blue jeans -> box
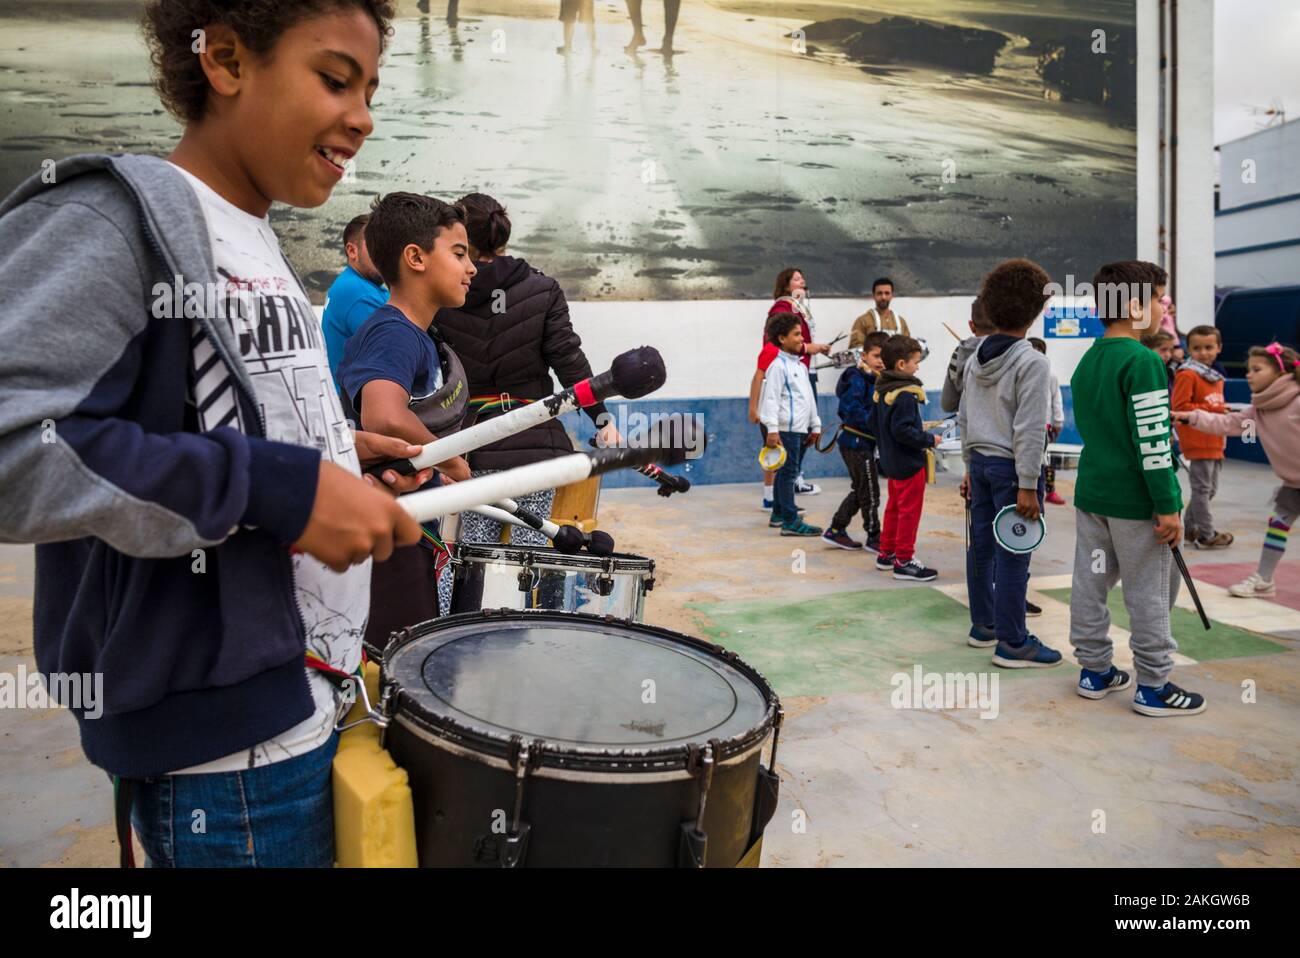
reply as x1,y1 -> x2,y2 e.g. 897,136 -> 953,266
131,732 -> 338,867
966,452 -> 1044,645
774,430 -> 807,524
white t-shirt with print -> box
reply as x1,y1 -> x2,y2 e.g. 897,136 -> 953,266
171,165 -> 370,774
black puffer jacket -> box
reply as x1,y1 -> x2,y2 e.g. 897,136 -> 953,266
435,255 -> 608,470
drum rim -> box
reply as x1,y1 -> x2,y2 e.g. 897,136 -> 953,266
452,542 -> 655,572
381,609 -> 780,773
389,711 -> 769,782
992,504 -> 1047,554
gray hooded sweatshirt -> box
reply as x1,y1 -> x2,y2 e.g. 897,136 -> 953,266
957,337 -> 1051,488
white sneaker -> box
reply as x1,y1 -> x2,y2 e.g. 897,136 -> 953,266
795,478 -> 821,495
1228,573 -> 1276,598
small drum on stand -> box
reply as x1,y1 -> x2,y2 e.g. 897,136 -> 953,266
1047,442 -> 1083,471
448,543 -> 655,620
934,436 -> 964,473
379,610 -> 783,867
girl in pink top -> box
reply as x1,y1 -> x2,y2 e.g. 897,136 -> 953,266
1175,343 -> 1300,597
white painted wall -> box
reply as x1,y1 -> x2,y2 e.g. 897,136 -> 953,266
1216,119 -> 1300,289
1177,0 -> 1218,318
318,295 -> 1091,401
565,296 -> 1089,401
1219,118 -> 1300,208
1136,0 -> 1162,263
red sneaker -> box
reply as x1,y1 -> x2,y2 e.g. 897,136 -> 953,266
1045,491 -> 1067,505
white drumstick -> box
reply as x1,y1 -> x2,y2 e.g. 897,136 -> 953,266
367,346 -> 667,476
471,503 -> 542,534
400,414 -> 700,524
483,496 -> 613,556
493,498 -> 562,540
401,454 -> 595,523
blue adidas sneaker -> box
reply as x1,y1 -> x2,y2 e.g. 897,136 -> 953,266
1077,666 -> 1132,700
1133,681 -> 1207,717
991,635 -> 1063,669
967,624 -> 997,649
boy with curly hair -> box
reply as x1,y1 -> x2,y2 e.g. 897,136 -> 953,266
0,0 -> 435,866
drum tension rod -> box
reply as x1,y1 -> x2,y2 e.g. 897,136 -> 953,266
694,744 -> 716,826
768,706 -> 785,771
502,737 -> 542,868
680,740 -> 719,868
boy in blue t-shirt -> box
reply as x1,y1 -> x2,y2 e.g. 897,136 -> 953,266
823,330 -> 889,552
322,213 -> 386,392
338,193 -> 474,466
338,192 -> 477,639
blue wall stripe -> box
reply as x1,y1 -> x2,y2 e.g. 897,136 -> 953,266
1216,191 -> 1300,217
1216,236 -> 1300,258
561,385 -> 1086,488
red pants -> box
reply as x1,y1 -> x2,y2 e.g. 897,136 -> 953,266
880,467 -> 926,563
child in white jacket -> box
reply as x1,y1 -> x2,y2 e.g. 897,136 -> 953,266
760,313 -> 822,535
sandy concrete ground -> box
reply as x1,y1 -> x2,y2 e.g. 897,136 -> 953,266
600,459 -> 1300,867
2,459 -> 1298,867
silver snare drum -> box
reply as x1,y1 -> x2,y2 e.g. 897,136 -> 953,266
1048,443 -> 1083,470
449,542 -> 655,621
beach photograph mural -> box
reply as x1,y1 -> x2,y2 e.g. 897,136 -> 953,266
0,0 -> 1137,299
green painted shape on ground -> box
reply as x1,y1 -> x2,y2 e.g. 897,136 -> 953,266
688,587 -> 1045,699
1039,588 -> 1288,660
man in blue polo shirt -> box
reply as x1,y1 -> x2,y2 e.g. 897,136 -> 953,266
322,213 -> 387,393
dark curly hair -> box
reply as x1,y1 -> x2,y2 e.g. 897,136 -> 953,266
764,312 -> 801,345
142,1 -> 396,123
979,258 -> 1052,332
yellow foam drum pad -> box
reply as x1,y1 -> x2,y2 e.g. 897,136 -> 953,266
333,662 -> 419,867
992,504 -> 1046,554
758,445 -> 787,472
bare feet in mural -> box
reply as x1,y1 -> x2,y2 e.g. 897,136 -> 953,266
558,0 -> 597,55
625,0 -> 682,55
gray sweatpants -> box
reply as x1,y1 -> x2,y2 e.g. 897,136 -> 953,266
1184,458 -> 1222,538
1069,509 -> 1183,688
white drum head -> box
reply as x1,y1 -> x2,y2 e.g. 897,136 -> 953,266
993,504 -> 1046,554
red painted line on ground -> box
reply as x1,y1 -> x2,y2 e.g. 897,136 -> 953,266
1190,560 -> 1300,613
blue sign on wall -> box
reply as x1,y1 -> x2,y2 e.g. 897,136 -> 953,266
1043,304 -> 1104,339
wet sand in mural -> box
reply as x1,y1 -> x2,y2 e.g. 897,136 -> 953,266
0,0 -> 1135,300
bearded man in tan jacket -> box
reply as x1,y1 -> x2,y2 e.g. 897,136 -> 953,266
850,277 -> 910,346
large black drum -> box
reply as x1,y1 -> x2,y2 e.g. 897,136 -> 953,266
379,610 -> 783,867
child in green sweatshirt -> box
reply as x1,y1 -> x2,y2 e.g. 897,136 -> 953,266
1069,261 -> 1206,716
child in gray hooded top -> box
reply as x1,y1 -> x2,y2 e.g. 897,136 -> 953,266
957,260 -> 1062,668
